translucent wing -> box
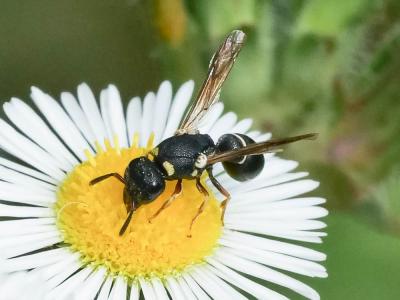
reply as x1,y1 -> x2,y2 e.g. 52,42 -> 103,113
176,30 -> 245,135
207,133 -> 318,165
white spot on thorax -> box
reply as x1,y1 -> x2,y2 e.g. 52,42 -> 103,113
195,153 -> 207,169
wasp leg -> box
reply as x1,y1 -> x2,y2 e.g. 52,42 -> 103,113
187,178 -> 210,237
206,167 -> 231,224
89,173 -> 125,185
148,179 -> 182,223
196,177 -> 209,197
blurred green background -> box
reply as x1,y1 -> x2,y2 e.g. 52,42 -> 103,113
1,0 -> 400,298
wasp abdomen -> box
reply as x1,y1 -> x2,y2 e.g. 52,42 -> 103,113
216,133 -> 265,182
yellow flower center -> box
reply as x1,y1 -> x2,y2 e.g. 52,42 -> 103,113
55,136 -> 222,279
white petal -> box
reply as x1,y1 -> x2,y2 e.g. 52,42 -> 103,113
201,266 -> 248,300
5,97 -> 76,169
229,198 -> 326,216
150,278 -> 169,300
77,267 -> 107,300
106,84 -> 129,148
77,83 -> 107,148
220,244 -> 327,278
215,250 -> 320,300
71,267 -> 97,300
100,89 -> 114,142
129,282 -> 140,300
152,81 -> 172,144
1,232 -> 61,258
0,271 -> 47,300
228,206 -> 328,221
30,90 -> 93,161
182,273 -> 211,300
232,180 -> 320,206
40,252 -> 80,281
191,267 -> 245,300
255,132 -> 272,142
0,218 -> 54,236
198,102 -> 224,133
47,267 -> 92,300
0,119 -> 65,181
175,276 -> 197,300
229,118 -> 253,134
0,157 -> 57,184
0,204 -> 53,218
0,224 -> 56,238
208,112 -> 237,141
126,97 -> 142,145
227,172 -> 308,195
260,197 -> 326,209
139,278 -> 156,300
140,92 -> 156,146
0,232 -> 71,249
0,182 -> 55,206
109,276 -> 127,300
188,270 -> 227,300
165,277 -> 185,300
246,130 -> 261,139
96,276 -> 113,300
225,219 -> 326,243
0,165 -> 55,191
1,248 -> 67,273
207,257 -> 288,300
162,80 -> 194,139
45,258 -> 82,291
61,92 -> 97,149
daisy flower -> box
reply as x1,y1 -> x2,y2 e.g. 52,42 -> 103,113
0,80 -> 327,300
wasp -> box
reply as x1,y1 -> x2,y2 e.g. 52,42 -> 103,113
90,30 -> 317,236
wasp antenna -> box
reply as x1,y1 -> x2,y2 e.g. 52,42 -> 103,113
119,209 -> 134,236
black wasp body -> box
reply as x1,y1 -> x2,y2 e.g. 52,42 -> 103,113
151,133 -> 264,181
153,133 -> 215,180
89,30 -> 317,236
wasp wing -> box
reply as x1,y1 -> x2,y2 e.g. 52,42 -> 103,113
176,30 -> 245,135
207,133 -> 318,165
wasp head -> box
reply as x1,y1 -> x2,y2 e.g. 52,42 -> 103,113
124,156 -> 166,210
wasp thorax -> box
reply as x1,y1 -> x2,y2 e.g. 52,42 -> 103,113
124,157 -> 165,204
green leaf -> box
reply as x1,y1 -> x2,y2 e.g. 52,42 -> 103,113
188,0 -> 257,40
296,0 -> 374,37
374,171 -> 400,229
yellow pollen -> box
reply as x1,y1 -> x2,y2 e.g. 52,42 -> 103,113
55,137 -> 222,279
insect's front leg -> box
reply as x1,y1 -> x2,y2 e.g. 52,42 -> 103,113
148,179 -> 183,223
206,167 -> 231,224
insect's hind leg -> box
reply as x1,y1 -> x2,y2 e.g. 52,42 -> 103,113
187,177 -> 210,237
206,167 -> 231,224
89,173 -> 125,185
148,179 -> 182,223
195,177 -> 209,197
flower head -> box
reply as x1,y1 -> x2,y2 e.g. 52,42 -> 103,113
0,81 -> 327,299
